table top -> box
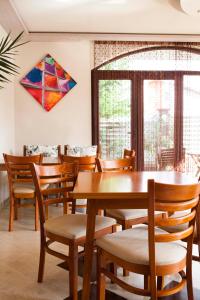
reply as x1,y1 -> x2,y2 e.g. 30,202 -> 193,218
71,171 -> 197,199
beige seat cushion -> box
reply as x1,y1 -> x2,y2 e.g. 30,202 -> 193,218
44,214 -> 116,240
106,209 -> 147,220
106,209 -> 162,221
13,183 -> 48,194
76,199 -> 87,206
96,225 -> 186,266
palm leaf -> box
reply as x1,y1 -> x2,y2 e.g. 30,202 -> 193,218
0,57 -> 19,68
0,32 -> 11,53
0,73 -> 10,82
2,31 -> 24,52
0,67 -> 16,75
0,31 -> 28,88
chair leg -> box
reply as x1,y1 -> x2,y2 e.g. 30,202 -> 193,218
63,201 -> 69,215
71,200 -> 76,214
38,239 -> 46,283
123,268 -> 129,277
186,232 -> 194,300
122,222 -> 131,276
186,265 -> 194,300
157,276 -> 164,290
198,242 -> 200,261
110,224 -> 117,282
69,243 -> 78,300
14,198 -> 18,220
109,263 -> 117,283
97,248 -> 106,300
149,274 -> 157,300
9,195 -> 15,231
35,197 -> 39,231
144,275 -> 149,290
45,205 -> 49,220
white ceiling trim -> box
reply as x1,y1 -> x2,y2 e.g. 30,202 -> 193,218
29,32 -> 200,43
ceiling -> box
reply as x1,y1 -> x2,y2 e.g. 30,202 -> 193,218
1,0 -> 200,41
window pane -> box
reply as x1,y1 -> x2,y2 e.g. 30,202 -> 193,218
183,75 -> 200,174
99,80 -> 131,159
143,80 -> 175,170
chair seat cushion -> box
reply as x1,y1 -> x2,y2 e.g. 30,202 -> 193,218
96,225 -> 186,266
106,209 -> 147,220
76,199 -> 87,206
106,209 -> 161,220
44,214 -> 116,240
13,183 -> 48,194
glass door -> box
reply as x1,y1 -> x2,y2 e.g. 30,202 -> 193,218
142,78 -> 175,170
96,73 -> 181,170
99,79 -> 131,158
183,75 -> 200,174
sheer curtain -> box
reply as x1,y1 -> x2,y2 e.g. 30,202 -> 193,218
94,41 -> 200,69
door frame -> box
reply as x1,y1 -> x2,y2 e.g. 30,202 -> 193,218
92,69 -> 200,170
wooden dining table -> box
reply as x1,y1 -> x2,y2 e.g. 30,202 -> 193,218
70,171 -> 198,300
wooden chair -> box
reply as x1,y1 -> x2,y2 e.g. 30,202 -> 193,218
23,145 -> 61,157
60,155 -> 96,213
96,157 -> 151,276
31,162 -> 116,300
157,148 -> 185,171
60,155 -> 96,172
96,157 -> 135,173
96,157 -> 150,230
123,148 -> 135,159
96,180 -> 200,300
3,153 -> 43,231
123,148 -> 136,170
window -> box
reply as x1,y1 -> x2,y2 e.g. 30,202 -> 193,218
92,46 -> 200,172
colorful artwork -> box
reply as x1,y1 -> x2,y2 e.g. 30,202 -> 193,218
20,54 -> 77,111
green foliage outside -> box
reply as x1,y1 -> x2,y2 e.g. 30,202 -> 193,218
99,79 -> 131,158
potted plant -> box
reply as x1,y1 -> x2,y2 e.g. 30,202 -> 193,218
0,31 -> 27,88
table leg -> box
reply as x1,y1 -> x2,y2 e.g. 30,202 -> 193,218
82,200 -> 97,300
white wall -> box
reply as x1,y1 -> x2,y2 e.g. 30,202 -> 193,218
15,40 -> 92,154
0,25 -> 15,204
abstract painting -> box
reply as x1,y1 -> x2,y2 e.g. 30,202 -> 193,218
20,54 -> 77,111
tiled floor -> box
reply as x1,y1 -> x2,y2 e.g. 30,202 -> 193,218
0,205 -> 200,300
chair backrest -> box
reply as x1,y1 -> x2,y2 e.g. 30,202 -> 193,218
64,144 -> 101,158
157,148 -> 185,170
60,155 -> 96,172
147,179 -> 200,287
3,154 -> 43,191
23,145 -> 61,157
123,149 -> 136,170
96,157 -> 135,172
123,148 -> 135,158
31,163 -> 78,229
